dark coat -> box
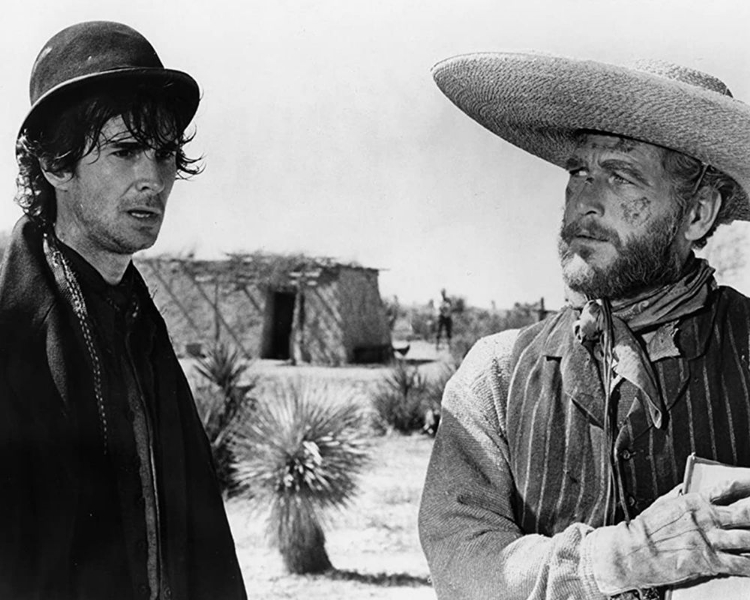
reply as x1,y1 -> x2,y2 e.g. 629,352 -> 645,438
0,217 -> 247,600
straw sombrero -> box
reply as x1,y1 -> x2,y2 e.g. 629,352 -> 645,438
432,52 -> 750,222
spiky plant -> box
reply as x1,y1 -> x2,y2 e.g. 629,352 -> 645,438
371,360 -> 429,433
231,379 -> 370,574
193,342 -> 257,493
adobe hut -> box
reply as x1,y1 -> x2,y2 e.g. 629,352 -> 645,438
135,253 -> 392,365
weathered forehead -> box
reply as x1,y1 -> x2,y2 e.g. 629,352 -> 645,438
570,131 -> 668,165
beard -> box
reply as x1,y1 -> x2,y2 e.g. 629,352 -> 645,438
558,211 -> 685,300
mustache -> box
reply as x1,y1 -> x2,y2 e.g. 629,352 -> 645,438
127,194 -> 164,209
559,219 -> 622,247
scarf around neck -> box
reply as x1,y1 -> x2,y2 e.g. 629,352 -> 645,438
569,256 -> 716,429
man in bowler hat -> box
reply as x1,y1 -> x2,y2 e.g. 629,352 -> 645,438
0,21 -> 246,599
420,53 -> 750,599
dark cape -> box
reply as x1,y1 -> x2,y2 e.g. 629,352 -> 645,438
0,216 -> 247,600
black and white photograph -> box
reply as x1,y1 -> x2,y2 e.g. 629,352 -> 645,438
2,1 -> 750,599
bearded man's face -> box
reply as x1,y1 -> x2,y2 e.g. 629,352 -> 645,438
559,133 -> 691,300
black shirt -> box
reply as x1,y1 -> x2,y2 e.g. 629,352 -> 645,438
60,244 -> 160,600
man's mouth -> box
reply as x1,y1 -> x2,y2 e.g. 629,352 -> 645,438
561,221 -> 618,246
127,208 -> 162,220
573,232 -> 607,242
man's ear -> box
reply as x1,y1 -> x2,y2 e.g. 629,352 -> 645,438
41,165 -> 73,192
682,187 -> 722,244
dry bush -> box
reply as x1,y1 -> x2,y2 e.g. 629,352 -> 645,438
193,342 -> 257,494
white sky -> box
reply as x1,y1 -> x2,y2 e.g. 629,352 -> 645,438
2,0 -> 750,309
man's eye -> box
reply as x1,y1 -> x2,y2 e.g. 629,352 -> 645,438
156,149 -> 177,162
113,148 -> 137,158
612,173 -> 632,185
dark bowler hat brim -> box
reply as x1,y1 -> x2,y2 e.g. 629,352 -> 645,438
19,21 -> 200,138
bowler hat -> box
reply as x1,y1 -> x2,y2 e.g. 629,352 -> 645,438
433,52 -> 750,223
20,20 -> 200,138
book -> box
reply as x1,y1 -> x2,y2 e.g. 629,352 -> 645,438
666,454 -> 750,599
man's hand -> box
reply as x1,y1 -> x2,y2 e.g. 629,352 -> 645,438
584,480 -> 750,595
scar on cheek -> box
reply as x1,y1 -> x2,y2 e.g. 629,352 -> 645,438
621,197 -> 652,225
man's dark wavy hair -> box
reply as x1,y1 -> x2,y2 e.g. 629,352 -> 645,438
15,80 -> 202,226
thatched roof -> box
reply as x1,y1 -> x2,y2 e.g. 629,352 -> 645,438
137,252 -> 380,289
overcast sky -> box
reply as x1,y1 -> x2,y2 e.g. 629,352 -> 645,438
2,0 -> 750,309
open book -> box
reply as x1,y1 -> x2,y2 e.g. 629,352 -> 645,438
666,454 -> 750,599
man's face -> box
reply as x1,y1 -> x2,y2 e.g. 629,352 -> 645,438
55,114 -> 178,259
558,133 -> 692,300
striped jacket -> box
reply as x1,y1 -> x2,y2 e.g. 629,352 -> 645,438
419,285 -> 750,599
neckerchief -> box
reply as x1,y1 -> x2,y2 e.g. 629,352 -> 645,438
570,257 -> 715,429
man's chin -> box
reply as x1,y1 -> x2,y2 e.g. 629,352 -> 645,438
561,254 -> 598,286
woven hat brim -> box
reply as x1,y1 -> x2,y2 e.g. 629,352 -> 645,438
19,67 -> 200,141
432,52 -> 750,222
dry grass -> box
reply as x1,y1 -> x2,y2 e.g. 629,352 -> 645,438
226,433 -> 436,599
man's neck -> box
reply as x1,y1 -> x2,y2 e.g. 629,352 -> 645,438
53,222 -> 131,285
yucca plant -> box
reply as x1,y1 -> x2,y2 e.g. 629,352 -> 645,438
231,379 -> 370,574
193,342 -> 257,493
371,360 -> 429,433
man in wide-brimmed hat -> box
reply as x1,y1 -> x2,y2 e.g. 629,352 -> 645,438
419,52 -> 750,600
0,21 -> 246,599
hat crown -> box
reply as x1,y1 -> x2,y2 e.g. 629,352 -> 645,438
632,59 -> 732,98
29,21 -> 163,106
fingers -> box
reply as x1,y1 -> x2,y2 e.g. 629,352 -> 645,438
708,528 -> 750,553
711,498 -> 750,533
706,478 -> 750,505
711,551 -> 750,578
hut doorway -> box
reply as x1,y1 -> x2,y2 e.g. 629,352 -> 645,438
262,290 -> 296,359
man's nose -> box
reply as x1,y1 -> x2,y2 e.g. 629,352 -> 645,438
567,176 -> 605,218
135,152 -> 168,194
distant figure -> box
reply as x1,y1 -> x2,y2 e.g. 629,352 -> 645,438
435,288 -> 453,349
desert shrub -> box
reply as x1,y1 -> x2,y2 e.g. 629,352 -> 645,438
371,360 -> 430,434
449,302 -> 544,362
423,361 -> 456,410
420,361 -> 458,436
231,379 -> 370,574
193,342 -> 257,494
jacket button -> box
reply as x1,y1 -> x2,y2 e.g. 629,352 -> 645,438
621,449 -> 632,460
627,494 -> 637,507
137,583 -> 149,596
